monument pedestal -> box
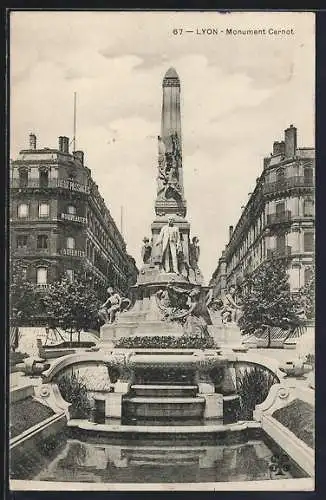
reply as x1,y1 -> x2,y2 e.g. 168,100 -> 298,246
207,323 -> 246,352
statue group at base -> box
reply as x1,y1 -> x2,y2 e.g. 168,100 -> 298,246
98,287 -> 131,325
206,285 -> 243,326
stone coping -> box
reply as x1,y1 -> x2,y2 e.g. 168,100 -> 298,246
67,419 -> 260,434
10,412 -> 66,449
125,396 -> 205,403
131,384 -> 198,389
10,478 -> 314,491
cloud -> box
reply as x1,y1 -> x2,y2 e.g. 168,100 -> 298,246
10,11 -> 315,280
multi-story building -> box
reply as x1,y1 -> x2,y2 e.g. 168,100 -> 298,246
210,125 -> 315,297
10,133 -> 138,294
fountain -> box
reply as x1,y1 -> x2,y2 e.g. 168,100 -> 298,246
10,69 -> 314,489
41,68 -> 253,427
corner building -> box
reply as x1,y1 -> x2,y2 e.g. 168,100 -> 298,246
10,134 -> 138,293
210,125 -> 315,296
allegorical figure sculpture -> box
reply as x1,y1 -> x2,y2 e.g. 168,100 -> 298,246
155,285 -> 210,337
155,216 -> 182,274
98,287 -> 131,324
141,237 -> 152,264
220,285 -> 242,324
157,134 -> 182,201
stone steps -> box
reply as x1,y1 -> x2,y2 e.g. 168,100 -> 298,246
130,384 -> 198,398
123,396 -> 205,419
126,397 -> 204,404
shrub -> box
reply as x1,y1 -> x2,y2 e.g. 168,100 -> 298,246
57,372 -> 92,419
236,365 -> 279,420
115,335 -> 217,350
9,351 -> 28,366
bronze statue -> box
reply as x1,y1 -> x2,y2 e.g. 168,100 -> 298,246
155,217 -> 182,274
141,237 -> 152,264
189,236 -> 200,271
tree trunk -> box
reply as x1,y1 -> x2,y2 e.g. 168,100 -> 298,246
267,328 -> 271,348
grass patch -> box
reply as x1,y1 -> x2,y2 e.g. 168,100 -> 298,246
10,397 -> 54,438
272,398 -> 315,449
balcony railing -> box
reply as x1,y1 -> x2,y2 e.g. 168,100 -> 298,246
266,210 -> 292,225
60,213 -> 87,224
266,246 -> 292,259
11,178 -> 90,194
59,248 -> 85,257
263,176 -> 314,195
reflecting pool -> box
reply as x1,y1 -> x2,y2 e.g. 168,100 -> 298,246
11,432 -> 307,483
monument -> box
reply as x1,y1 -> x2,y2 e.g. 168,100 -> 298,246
97,68 -> 242,425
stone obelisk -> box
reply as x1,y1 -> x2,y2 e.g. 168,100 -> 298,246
151,67 -> 191,271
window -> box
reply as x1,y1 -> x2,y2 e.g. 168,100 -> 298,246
66,237 -> 75,249
276,168 -> 285,184
39,169 -> 49,188
276,234 -> 286,252
67,205 -> 76,215
304,198 -> 314,217
16,235 -> 28,248
304,232 -> 314,252
304,267 -> 313,285
39,203 -> 49,218
18,203 -> 29,218
36,267 -> 47,285
66,269 -> 74,282
19,169 -> 28,188
304,167 -> 313,186
37,235 -> 48,249
276,202 -> 285,214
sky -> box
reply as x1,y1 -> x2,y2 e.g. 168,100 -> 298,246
10,11 -> 315,282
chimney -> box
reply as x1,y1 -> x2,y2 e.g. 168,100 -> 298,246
29,133 -> 36,150
73,150 -> 84,165
229,225 -> 234,240
58,136 -> 69,153
273,141 -> 285,156
284,124 -> 297,158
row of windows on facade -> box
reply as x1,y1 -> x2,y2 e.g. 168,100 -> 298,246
230,197 -> 314,259
232,265 -> 313,289
16,168 -> 79,188
16,203 -> 78,218
16,234 -> 77,250
237,198 -> 314,257
228,232 -> 314,274
29,267 -> 74,285
267,165 -> 314,184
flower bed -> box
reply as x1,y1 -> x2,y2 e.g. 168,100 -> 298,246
10,397 -> 54,438
115,335 -> 218,350
272,398 -> 314,449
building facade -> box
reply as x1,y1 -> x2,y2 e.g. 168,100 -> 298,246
10,134 -> 138,294
210,125 -> 315,297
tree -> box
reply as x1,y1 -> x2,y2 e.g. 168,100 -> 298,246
9,259 -> 41,326
40,271 -> 103,343
238,256 -> 301,342
296,266 -> 315,320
